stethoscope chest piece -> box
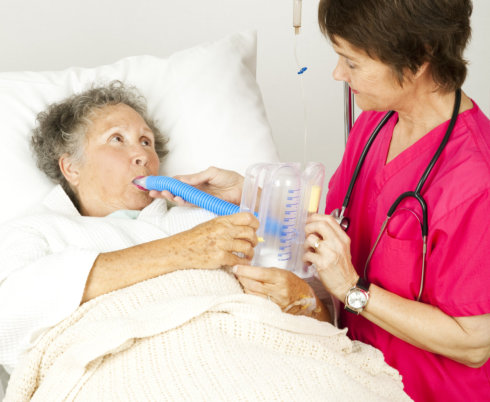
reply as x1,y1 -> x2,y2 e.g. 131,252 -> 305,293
331,208 -> 349,231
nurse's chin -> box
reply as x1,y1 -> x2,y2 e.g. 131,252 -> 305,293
355,99 -> 389,113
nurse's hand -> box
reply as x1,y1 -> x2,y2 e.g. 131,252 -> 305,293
151,166 -> 245,206
303,213 -> 359,302
232,265 -> 330,321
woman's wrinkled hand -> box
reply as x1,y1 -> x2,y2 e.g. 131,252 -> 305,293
150,166 -> 244,206
303,213 -> 359,302
232,265 -> 315,312
169,212 -> 259,269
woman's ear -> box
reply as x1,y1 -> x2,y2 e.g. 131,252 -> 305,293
59,154 -> 80,186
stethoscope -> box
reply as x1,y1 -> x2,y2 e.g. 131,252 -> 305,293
331,88 -> 461,301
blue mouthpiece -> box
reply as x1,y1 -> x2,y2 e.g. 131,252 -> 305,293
135,175 -> 241,216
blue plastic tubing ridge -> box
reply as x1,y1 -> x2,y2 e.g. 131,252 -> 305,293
145,176 -> 241,216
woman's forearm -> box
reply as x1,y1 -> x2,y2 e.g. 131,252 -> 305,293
81,237 -> 183,303
81,212 -> 259,304
361,284 -> 490,367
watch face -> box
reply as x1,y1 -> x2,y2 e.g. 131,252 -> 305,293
347,289 -> 368,309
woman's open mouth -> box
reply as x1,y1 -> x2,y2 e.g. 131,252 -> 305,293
132,176 -> 148,191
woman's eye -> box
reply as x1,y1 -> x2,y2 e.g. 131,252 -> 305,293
345,59 -> 356,69
110,135 -> 123,143
141,138 -> 152,146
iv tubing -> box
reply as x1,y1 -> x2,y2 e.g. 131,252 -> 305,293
294,35 -> 309,165
134,176 -> 241,216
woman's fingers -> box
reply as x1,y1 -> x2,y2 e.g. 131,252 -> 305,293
232,264 -> 279,284
236,275 -> 266,294
234,268 -> 285,305
302,216 -> 358,301
233,265 -> 313,310
304,234 -> 322,252
306,214 -> 350,243
178,212 -> 259,269
229,239 -> 255,259
226,212 -> 260,230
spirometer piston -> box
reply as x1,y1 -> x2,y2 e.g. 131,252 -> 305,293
240,162 -> 325,278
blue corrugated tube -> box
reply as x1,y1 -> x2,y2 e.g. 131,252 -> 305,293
133,175 -> 241,216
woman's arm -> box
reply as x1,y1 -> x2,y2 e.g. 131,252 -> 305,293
304,213 -> 490,367
363,285 -> 490,367
82,212 -> 258,303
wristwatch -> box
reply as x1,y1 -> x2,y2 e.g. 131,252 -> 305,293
344,277 -> 370,314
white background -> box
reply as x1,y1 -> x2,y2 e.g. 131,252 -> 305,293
1,0 -> 488,199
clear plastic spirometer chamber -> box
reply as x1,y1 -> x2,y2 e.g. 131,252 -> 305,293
239,162 -> 325,278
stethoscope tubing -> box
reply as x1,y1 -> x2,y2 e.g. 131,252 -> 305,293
335,88 -> 462,300
341,110 -> 395,210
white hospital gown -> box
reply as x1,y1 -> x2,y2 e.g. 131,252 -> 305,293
0,185 -> 216,372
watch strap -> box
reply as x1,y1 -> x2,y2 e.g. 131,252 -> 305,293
356,276 -> 370,292
344,305 -> 359,314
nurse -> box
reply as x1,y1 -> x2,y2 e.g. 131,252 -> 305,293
153,0 -> 490,400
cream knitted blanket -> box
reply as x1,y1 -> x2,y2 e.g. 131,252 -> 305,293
5,269 -> 411,401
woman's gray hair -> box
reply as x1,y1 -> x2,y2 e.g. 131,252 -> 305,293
31,80 -> 168,205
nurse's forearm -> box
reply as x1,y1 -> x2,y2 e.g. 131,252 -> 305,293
361,284 -> 490,367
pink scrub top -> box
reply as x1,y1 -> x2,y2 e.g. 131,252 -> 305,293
325,102 -> 490,402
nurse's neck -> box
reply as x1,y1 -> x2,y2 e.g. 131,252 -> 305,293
387,86 -> 473,163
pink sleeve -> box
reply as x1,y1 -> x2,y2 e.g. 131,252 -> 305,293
427,189 -> 490,316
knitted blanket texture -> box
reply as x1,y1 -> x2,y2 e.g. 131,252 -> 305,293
5,269 -> 411,401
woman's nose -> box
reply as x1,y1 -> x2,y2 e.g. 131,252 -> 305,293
132,146 -> 148,166
332,59 -> 346,82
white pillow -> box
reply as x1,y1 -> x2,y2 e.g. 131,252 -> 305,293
0,31 -> 279,224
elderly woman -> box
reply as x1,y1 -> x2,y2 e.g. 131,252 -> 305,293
0,82 -> 415,401
164,1 -> 490,401
0,81 -> 259,372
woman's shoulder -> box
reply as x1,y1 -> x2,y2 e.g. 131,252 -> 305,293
458,100 -> 490,160
428,102 -> 490,224
445,100 -> 490,182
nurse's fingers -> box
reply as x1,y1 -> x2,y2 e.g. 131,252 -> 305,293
305,221 -> 343,251
304,234 -> 321,252
305,215 -> 350,244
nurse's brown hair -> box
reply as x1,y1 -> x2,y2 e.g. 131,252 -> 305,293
318,0 -> 472,92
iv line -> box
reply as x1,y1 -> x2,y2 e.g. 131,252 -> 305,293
294,34 -> 309,166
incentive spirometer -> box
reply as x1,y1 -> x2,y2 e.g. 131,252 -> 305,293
133,162 -> 324,278
240,162 -> 325,278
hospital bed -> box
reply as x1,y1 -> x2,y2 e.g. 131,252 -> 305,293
0,30 -> 415,401
0,29 -> 279,395
1,0 -> 487,398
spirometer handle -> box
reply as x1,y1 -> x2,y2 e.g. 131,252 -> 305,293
145,176 -> 240,216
